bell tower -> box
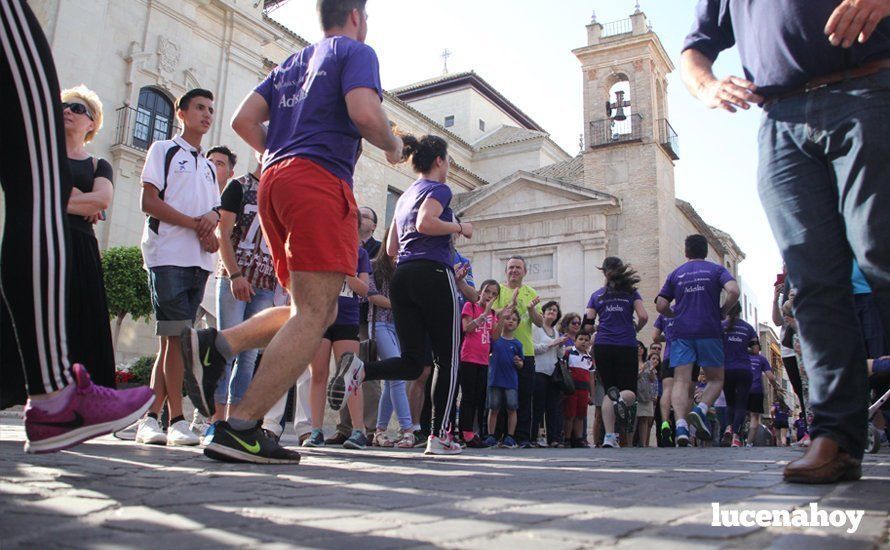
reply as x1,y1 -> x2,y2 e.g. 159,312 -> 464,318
573,6 -> 680,306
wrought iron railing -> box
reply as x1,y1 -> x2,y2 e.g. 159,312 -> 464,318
112,105 -> 179,152
657,118 -> 680,160
589,114 -> 643,149
601,18 -> 632,38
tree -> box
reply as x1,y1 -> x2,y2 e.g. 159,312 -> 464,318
102,246 -> 152,346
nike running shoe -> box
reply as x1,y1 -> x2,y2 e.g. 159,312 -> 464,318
482,435 -> 498,448
676,425 -> 690,447
602,433 -> 620,448
343,430 -> 369,450
731,434 -> 742,448
687,408 -> 712,440
135,416 -> 166,445
327,352 -> 364,411
302,429 -> 325,447
180,327 -> 227,418
24,364 -> 154,454
204,421 -> 301,464
660,421 -> 673,447
424,434 -> 463,455
502,435 -> 518,449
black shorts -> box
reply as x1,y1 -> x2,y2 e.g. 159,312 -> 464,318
593,344 -> 637,393
660,358 -> 701,381
747,392 -> 765,414
323,324 -> 359,342
774,418 -> 789,430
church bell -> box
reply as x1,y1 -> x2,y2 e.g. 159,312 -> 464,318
606,89 -> 630,122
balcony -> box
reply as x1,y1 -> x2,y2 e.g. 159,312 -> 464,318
112,105 -> 180,153
589,114 -> 643,149
657,118 -> 680,160
601,18 -> 632,38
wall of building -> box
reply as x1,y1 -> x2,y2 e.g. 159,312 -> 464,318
404,87 -> 523,145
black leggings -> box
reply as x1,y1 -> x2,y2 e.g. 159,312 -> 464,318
0,0 -> 73,401
724,368 -> 753,434
363,261 -> 460,439
458,362 -> 487,434
781,355 -> 806,418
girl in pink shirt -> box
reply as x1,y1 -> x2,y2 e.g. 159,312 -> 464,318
458,279 -> 511,447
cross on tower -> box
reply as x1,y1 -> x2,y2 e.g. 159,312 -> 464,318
441,48 -> 452,74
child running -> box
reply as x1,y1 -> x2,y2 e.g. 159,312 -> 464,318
483,309 -> 524,449
459,279 -> 508,448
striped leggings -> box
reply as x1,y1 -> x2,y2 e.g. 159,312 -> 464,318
362,260 -> 460,440
0,0 -> 73,399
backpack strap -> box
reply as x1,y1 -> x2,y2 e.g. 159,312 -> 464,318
147,144 -> 181,234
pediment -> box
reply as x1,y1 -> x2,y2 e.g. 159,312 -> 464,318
455,171 -> 617,220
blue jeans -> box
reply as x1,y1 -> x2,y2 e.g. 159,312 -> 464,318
148,266 -> 209,336
758,70 -> 890,459
374,321 -> 412,431
214,276 -> 275,405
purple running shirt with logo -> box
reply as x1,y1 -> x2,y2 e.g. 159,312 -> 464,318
394,178 -> 454,268
658,260 -> 735,340
587,287 -> 642,346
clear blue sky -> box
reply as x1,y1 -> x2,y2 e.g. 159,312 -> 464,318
271,0 -> 782,324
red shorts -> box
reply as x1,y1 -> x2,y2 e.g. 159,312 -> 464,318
563,388 -> 590,418
258,157 -> 358,288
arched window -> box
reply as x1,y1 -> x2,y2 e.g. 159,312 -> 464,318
133,87 -> 173,149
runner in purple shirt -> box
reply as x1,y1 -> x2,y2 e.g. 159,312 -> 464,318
583,256 -> 648,449
746,339 -> 777,447
656,234 -> 740,446
721,303 -> 758,447
328,134 -> 477,456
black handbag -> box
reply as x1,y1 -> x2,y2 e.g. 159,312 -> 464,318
359,305 -> 378,363
551,352 -> 576,395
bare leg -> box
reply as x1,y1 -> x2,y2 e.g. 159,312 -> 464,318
671,364 -> 694,420
748,413 -> 761,443
639,418 -> 652,447
308,339 -> 332,430
602,390 -> 636,433
220,306 -> 292,356
593,406 -> 602,445
148,339 -> 168,416
163,336 -> 185,418
699,367 -> 724,408
409,366 -> 431,427
487,409 -> 498,435
507,410 -> 517,436
228,272 -> 341,421
659,377 -> 674,423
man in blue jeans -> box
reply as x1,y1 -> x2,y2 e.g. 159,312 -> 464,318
681,0 -> 890,483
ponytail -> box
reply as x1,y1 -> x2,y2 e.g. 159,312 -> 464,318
401,134 -> 448,174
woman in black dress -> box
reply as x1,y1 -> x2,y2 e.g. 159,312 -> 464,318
62,85 -> 116,387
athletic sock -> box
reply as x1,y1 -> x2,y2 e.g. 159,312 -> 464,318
676,418 -> 688,429
696,402 -> 709,417
29,383 -> 75,414
226,417 -> 257,431
214,332 -> 235,361
147,412 -> 158,420
169,415 -> 185,425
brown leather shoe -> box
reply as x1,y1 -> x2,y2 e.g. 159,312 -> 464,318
783,436 -> 862,484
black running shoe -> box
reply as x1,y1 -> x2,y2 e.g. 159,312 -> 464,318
720,430 -> 733,447
204,421 -> 301,464
180,327 -> 227,418
607,386 -> 629,427
660,421 -> 674,447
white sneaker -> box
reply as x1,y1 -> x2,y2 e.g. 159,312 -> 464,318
167,419 -> 200,446
602,433 -> 620,448
536,436 -> 547,447
135,417 -> 167,445
189,410 -> 211,443
424,434 -> 462,455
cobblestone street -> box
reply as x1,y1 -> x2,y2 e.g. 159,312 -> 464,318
1,418 -> 888,549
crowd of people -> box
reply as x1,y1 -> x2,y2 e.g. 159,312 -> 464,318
2,0 -> 890,485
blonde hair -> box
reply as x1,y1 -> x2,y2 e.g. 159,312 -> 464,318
61,84 -> 103,143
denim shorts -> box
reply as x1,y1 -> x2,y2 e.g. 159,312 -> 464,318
148,266 -> 210,336
487,386 -> 518,411
670,338 -> 724,369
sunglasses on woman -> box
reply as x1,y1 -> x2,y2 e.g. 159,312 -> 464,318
62,101 -> 94,121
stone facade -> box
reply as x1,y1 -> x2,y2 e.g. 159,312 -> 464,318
25,2 -> 745,360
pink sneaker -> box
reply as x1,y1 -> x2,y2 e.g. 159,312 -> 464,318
24,364 -> 154,454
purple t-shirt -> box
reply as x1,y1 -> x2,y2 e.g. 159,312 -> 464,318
588,288 -> 642,347
748,353 -> 771,394
335,247 -> 371,327
722,318 -> 758,370
254,36 -> 382,185
654,314 -> 674,361
658,260 -> 735,340
394,178 -> 454,267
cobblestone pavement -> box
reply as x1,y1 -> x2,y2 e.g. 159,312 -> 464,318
1,418 -> 888,549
